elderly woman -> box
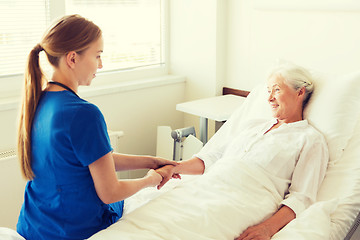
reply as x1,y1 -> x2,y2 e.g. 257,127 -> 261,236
156,63 -> 329,240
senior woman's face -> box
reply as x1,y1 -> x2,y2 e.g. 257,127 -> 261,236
267,75 -> 304,123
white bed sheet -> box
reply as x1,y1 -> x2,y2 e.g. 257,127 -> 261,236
0,227 -> 25,240
90,160 -> 283,240
89,70 -> 360,240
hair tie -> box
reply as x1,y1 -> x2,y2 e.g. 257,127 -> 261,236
35,44 -> 44,53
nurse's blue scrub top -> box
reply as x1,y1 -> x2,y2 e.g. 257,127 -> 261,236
17,91 -> 123,240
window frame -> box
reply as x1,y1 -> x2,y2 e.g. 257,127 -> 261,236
0,0 -> 169,99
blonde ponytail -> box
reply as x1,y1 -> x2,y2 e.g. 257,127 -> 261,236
18,44 -> 45,180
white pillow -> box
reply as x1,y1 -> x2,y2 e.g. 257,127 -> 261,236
229,83 -> 271,123
317,115 -> 360,240
304,71 -> 360,163
237,70 -> 360,164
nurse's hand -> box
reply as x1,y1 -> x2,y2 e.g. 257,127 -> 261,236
152,157 -> 178,169
145,169 -> 163,187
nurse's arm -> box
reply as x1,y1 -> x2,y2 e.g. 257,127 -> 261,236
89,152 -> 162,204
112,152 -> 177,171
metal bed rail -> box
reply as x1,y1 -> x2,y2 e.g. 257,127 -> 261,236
344,210 -> 360,240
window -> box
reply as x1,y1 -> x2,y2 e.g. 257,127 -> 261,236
65,0 -> 166,73
0,0 -> 50,77
0,0 -> 166,78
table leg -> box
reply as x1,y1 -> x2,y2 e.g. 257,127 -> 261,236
199,117 -> 208,145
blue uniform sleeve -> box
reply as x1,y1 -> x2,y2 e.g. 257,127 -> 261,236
69,103 -> 113,166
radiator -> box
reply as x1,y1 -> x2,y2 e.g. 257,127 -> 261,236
0,149 -> 17,161
0,150 -> 26,229
107,131 -> 129,179
108,130 -> 124,153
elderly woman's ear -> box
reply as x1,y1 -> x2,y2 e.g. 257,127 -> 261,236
298,86 -> 306,97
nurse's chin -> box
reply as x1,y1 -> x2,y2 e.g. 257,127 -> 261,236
79,81 -> 93,87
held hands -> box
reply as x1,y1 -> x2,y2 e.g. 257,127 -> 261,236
155,165 -> 181,190
148,157 -> 180,189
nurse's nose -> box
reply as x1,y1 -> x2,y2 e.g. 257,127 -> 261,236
98,59 -> 103,69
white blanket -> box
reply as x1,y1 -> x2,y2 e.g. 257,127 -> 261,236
89,159 -> 284,240
0,228 -> 25,240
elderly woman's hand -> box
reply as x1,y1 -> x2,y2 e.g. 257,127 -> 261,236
155,165 -> 181,190
235,205 -> 295,240
235,223 -> 272,240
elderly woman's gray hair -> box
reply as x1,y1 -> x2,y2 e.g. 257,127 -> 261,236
269,63 -> 315,107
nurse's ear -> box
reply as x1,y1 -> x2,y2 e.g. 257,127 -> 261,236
65,51 -> 77,69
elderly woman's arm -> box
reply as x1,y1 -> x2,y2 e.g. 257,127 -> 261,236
235,130 -> 329,240
156,157 -> 205,189
235,206 -> 295,240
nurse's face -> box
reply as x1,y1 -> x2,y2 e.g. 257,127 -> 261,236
74,36 -> 104,86
267,75 -> 304,123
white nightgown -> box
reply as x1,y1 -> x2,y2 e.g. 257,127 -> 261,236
196,118 -> 329,216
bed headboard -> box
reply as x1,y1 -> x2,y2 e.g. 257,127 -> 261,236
223,87 -> 250,98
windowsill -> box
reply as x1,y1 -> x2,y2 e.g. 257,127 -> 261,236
0,75 -> 185,112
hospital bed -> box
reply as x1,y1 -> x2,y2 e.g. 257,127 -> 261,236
87,69 -> 360,240
2,70 -> 360,240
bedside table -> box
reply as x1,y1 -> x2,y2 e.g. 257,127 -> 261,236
176,94 -> 246,144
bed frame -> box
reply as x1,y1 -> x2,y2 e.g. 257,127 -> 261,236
222,87 -> 250,97
344,211 -> 360,240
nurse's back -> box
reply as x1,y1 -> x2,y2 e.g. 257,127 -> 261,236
17,91 -> 117,240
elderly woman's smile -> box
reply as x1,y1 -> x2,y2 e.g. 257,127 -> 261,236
267,74 -> 305,124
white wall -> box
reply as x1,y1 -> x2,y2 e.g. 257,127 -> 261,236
169,0 -> 227,136
226,0 -> 360,90
86,81 -> 185,156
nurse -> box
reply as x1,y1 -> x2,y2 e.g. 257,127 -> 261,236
17,14 -> 174,240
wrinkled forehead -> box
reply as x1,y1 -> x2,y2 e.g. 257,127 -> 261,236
267,73 -> 287,88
